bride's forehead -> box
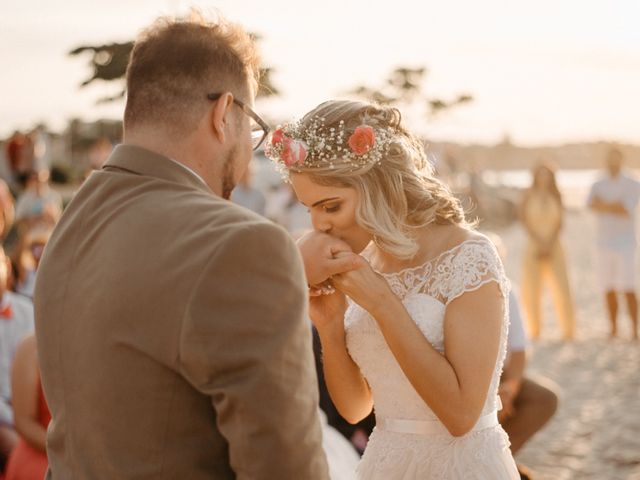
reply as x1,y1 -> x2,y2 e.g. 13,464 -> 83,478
290,174 -> 350,201
290,173 -> 325,193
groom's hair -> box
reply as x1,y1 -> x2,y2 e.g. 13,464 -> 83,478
124,12 -> 260,136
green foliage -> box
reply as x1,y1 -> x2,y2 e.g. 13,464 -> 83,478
69,36 -> 279,103
348,66 -> 473,119
69,42 -> 133,103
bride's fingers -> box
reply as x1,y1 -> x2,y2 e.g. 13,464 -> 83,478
320,283 -> 336,294
310,278 -> 334,289
326,253 -> 367,276
309,283 -> 336,297
331,275 -> 346,290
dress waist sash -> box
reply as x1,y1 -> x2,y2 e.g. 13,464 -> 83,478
377,410 -> 499,436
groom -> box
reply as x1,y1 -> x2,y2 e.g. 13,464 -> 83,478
34,15 -> 343,479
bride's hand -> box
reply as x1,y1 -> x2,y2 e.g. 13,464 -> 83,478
309,280 -> 335,297
309,289 -> 348,332
332,254 -> 395,316
297,231 -> 366,286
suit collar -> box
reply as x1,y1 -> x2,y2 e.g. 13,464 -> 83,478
103,144 -> 213,195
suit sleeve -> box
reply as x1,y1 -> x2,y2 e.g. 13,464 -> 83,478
179,221 -> 329,480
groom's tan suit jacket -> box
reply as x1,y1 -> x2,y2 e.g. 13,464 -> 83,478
34,145 -> 329,479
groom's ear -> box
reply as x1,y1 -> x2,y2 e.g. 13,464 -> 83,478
209,92 -> 235,144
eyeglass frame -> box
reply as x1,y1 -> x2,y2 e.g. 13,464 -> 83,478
206,93 -> 270,151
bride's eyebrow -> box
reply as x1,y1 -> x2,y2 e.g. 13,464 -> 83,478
311,197 -> 340,208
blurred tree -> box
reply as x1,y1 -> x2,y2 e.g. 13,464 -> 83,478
69,35 -> 278,103
348,66 -> 473,119
69,42 -> 133,103
249,33 -> 279,98
387,66 -> 425,101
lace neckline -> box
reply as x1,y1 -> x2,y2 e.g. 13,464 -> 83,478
373,237 -> 485,278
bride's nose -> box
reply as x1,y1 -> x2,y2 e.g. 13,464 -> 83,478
311,214 -> 332,234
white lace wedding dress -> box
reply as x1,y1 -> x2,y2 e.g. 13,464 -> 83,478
345,237 -> 519,479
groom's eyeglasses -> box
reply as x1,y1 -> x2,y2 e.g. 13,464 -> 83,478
207,93 -> 270,151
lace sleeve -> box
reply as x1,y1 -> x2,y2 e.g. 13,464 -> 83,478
435,237 -> 510,306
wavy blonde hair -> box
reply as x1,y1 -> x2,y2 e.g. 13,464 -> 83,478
294,100 -> 468,259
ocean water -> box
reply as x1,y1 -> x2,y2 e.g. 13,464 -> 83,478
482,169 -> 601,190
482,169 -> 617,209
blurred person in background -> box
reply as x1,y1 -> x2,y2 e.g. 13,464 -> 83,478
488,233 -> 558,480
0,246 -> 34,474
30,126 -> 51,174
4,334 -> 49,480
266,183 -> 312,237
0,142 -> 14,186
587,148 -> 640,340
520,164 -> 576,340
230,161 -> 266,215
88,137 -> 113,171
11,226 -> 51,299
14,170 -> 62,232
0,180 -> 15,241
499,289 -> 558,479
5,133 -> 32,190
82,137 -> 115,181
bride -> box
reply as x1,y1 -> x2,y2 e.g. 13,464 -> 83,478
266,100 -> 519,479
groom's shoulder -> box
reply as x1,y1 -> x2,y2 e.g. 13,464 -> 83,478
200,196 -> 278,231
193,198 -> 295,253
177,189 -> 264,225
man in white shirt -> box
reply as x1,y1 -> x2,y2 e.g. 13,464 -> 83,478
499,290 -> 558,455
14,169 -> 63,229
0,246 -> 34,470
486,232 -> 558,478
587,148 -> 640,339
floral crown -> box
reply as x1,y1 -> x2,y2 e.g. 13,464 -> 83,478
264,116 -> 395,175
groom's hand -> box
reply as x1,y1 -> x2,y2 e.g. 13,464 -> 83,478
296,230 -> 366,286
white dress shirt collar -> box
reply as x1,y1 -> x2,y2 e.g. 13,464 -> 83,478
168,158 -> 207,186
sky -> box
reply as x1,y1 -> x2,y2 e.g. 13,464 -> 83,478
1,0 -> 640,146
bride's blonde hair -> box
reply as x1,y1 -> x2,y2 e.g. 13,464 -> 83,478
283,100 -> 468,259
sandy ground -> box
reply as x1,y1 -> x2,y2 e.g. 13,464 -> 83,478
496,209 -> 640,480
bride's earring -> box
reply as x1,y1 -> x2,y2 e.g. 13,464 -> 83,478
373,235 -> 383,249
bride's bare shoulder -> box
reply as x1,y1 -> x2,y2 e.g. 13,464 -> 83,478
445,225 -> 484,246
420,224 -> 484,256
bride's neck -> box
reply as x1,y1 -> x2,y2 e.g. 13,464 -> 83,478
366,245 -> 397,272
366,227 -> 429,273
368,224 -> 459,274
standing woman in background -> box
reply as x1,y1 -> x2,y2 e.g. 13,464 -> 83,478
520,164 -> 576,340
4,334 -> 49,480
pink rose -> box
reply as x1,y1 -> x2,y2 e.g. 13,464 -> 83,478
348,125 -> 376,155
281,138 -> 307,167
271,128 -> 285,145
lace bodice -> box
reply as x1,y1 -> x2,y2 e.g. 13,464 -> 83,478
344,236 -> 510,423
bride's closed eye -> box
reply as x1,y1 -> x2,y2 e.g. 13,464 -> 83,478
323,203 -> 341,213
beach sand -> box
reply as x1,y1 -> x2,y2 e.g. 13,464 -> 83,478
496,209 -> 640,480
